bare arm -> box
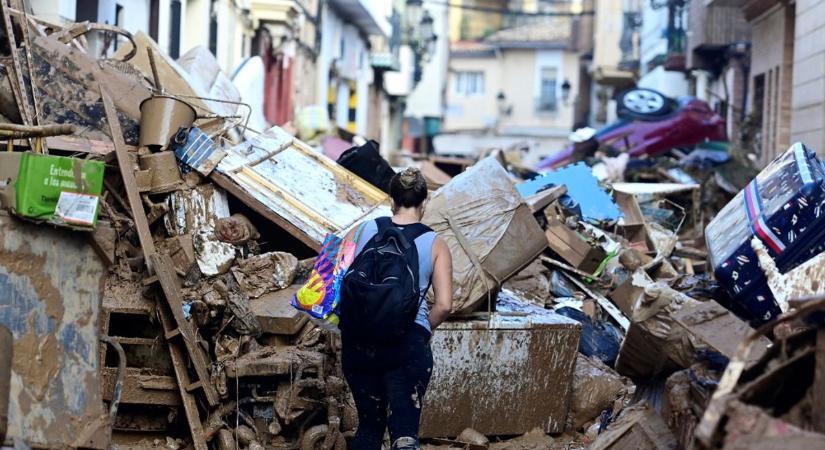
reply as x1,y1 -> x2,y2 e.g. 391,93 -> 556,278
429,236 -> 453,330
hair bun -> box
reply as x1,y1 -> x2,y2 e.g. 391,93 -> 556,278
398,167 -> 423,190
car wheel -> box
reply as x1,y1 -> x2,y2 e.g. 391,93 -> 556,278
618,88 -> 671,119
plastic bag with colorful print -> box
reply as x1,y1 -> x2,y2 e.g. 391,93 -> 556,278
291,224 -> 363,325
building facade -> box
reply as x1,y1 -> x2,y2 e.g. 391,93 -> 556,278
442,18 -> 581,163
637,1 -> 689,98
32,0 -> 253,67
587,0 -> 639,127
790,0 -> 825,154
404,0 -> 450,154
315,0 -> 390,137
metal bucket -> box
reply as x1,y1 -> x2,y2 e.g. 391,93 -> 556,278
138,95 -> 197,149
138,151 -> 184,194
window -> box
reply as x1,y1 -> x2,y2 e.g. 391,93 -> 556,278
455,71 -> 485,96
169,0 -> 181,59
537,67 -> 558,112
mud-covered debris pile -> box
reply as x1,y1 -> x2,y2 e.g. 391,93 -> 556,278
4,8 -> 825,450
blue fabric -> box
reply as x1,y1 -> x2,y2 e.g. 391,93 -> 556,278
355,219 -> 436,333
516,162 -> 622,224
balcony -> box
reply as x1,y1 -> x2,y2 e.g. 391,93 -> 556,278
686,0 -> 750,69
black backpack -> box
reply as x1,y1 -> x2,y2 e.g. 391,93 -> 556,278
339,217 -> 432,340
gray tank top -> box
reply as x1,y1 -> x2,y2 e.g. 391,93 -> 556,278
354,219 -> 436,334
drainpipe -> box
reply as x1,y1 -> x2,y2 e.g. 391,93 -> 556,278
0,325 -> 11,445
728,41 -> 751,125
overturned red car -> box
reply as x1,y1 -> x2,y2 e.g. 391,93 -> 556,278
536,88 -> 727,171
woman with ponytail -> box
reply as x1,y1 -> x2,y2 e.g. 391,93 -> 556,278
340,167 -> 453,450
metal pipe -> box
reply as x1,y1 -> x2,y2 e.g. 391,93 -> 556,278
0,325 -> 12,445
0,123 -> 76,138
147,48 -> 163,93
99,335 -> 126,437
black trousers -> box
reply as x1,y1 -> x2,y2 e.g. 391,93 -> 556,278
341,325 -> 433,450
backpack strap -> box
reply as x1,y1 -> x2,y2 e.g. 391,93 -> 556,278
375,216 -> 393,231
375,216 -> 412,250
399,223 -> 433,243
375,217 -> 433,248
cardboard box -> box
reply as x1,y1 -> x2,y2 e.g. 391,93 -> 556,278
0,152 -> 23,210
420,313 -> 581,437
545,220 -> 606,273
249,285 -> 309,335
14,153 -> 105,228
614,191 -> 652,252
609,270 -> 653,317
422,157 -> 547,314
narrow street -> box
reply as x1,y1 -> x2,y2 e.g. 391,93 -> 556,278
3,1 -> 825,450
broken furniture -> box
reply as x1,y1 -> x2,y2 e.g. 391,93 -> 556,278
212,126 -> 391,250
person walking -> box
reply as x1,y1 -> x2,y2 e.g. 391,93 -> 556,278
338,167 -> 453,450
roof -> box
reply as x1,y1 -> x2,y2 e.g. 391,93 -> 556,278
450,40 -> 496,57
450,19 -> 574,57
484,18 -> 572,49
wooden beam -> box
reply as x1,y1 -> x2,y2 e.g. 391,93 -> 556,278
526,185 -> 567,213
561,270 -> 630,331
99,84 -> 156,258
44,135 -> 135,155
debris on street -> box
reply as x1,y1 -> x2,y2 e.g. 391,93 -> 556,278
5,6 -> 825,450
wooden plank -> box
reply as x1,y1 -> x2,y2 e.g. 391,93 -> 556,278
237,166 -> 338,231
526,184 -> 567,213
210,171 -> 320,251
291,138 -> 388,203
561,270 -> 630,331
148,253 -> 218,406
540,254 -> 598,279
100,368 -> 181,406
45,135 -> 137,155
813,329 -> 825,432
99,84 -> 157,258
155,300 -> 208,450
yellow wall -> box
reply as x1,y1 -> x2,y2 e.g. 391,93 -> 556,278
444,48 -> 579,132
444,54 -> 502,129
592,0 -> 624,69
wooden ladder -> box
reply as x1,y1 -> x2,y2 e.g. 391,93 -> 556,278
101,85 -> 216,450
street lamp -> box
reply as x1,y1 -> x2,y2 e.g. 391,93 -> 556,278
419,10 -> 436,61
405,0 -> 438,81
561,79 -> 572,104
406,0 -> 423,33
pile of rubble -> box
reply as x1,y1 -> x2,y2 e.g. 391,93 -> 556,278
4,7 -> 825,450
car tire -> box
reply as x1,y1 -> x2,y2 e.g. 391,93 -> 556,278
617,88 -> 672,120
